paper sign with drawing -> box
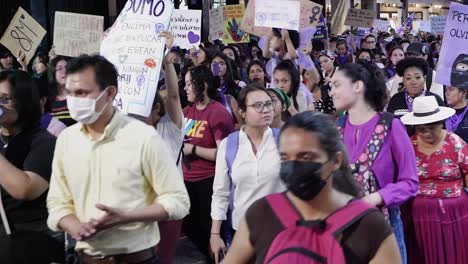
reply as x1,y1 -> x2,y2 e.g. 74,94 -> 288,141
170,9 -> 201,49
100,0 -> 173,117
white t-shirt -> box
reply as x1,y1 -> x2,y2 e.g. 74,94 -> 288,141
156,114 -> 185,174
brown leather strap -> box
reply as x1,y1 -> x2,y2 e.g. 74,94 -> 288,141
79,247 -> 155,264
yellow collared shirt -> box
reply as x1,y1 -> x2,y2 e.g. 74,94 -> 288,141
46,111 -> 190,255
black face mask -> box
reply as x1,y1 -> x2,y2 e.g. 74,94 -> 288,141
451,54 -> 468,89
280,160 -> 330,201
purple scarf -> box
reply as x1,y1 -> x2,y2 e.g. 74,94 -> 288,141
405,91 -> 425,112
337,54 -> 348,65
445,106 -> 468,132
386,64 -> 396,78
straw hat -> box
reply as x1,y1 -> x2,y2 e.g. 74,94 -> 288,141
401,96 -> 455,125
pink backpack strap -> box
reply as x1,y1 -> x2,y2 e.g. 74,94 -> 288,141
325,200 -> 376,236
266,193 -> 301,227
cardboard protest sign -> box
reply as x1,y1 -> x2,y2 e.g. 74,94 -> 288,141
435,2 -> 468,89
53,12 -> 103,57
344,8 -> 376,28
0,7 -> 46,64
299,0 -> 323,29
313,15 -> 328,40
223,4 -> 250,44
100,0 -> 173,117
209,6 -> 224,40
255,0 -> 300,31
241,0 -> 270,37
170,9 -> 201,49
430,16 -> 447,34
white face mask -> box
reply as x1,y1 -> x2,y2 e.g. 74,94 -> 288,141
67,88 -> 109,125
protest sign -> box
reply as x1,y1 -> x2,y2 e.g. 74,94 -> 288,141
430,16 -> 447,34
344,8 -> 376,28
209,6 -> 224,40
299,0 -> 323,29
0,7 -> 46,64
53,12 -> 103,57
313,15 -> 328,40
418,20 -> 431,32
241,0 -> 270,37
223,4 -> 250,44
254,0 -> 300,31
170,9 -> 201,49
374,19 -> 390,32
100,0 -> 173,117
435,2 -> 468,89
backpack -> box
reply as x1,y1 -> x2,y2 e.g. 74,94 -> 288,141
222,128 -> 280,244
263,193 -> 375,264
336,113 -> 394,217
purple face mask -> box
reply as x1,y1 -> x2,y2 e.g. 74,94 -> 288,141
212,62 -> 222,76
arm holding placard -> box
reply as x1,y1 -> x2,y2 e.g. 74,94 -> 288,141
262,30 -> 273,59
16,51 -> 27,72
160,31 -> 183,129
281,29 -> 297,60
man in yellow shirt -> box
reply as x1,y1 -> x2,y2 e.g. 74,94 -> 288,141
46,55 -> 190,264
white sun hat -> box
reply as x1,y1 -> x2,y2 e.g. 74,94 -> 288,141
401,96 -> 455,126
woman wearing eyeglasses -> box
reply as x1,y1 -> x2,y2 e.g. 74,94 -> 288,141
400,96 -> 468,264
48,56 -> 75,127
210,84 -> 286,263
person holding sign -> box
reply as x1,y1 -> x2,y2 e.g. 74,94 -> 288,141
262,28 -> 300,77
46,55 -> 190,264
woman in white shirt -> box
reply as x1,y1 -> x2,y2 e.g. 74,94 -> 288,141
210,83 -> 286,263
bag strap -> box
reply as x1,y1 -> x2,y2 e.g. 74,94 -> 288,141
0,189 -> 12,235
266,193 -> 301,228
326,200 -> 375,235
225,131 -> 240,179
364,112 -> 394,167
271,128 -> 280,142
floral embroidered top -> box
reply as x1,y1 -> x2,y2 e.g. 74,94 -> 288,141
412,132 -> 468,198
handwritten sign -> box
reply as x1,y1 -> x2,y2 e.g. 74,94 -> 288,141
435,2 -> 468,89
373,19 -> 390,32
418,20 -> 431,32
209,6 -> 224,40
53,12 -> 103,57
223,5 -> 250,44
100,0 -> 173,117
241,0 -> 270,37
0,7 -> 46,64
344,8 -> 376,28
430,16 -> 447,34
313,15 -> 328,40
170,9 -> 201,49
255,0 -> 300,31
299,0 -> 323,29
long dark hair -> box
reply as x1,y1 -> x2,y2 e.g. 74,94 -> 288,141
0,70 -> 42,130
274,60 -> 300,110
211,52 -> 241,100
247,60 -> 270,85
337,62 -> 388,112
188,65 -> 220,104
48,55 -> 71,97
280,111 -> 363,197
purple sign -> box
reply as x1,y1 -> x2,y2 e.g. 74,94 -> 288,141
435,2 -> 468,89
313,15 -> 328,40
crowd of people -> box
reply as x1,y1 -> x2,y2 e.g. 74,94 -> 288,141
0,15 -> 467,264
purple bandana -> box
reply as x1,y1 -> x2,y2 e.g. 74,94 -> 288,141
445,106 -> 468,132
405,91 -> 426,112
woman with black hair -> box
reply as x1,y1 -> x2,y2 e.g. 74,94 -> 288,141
222,111 -> 401,264
190,42 -> 217,66
266,88 -> 290,128
273,60 -> 314,115
247,60 -> 269,88
387,57 -> 445,119
330,62 -> 419,264
210,53 -> 244,124
182,65 -> 235,259
0,70 -> 64,264
357,48 -> 375,62
262,28 -> 300,77
48,55 -> 75,126
335,38 -> 354,66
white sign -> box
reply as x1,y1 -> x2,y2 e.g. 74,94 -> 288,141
254,0 -> 300,31
430,16 -> 447,34
53,12 -> 104,57
0,7 -> 46,64
419,20 -> 431,32
170,9 -> 201,49
100,0 -> 173,117
374,19 -> 390,32
344,8 -> 376,28
209,6 -> 224,40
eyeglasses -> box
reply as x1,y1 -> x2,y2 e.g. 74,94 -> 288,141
0,97 -> 14,105
247,101 -> 275,113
